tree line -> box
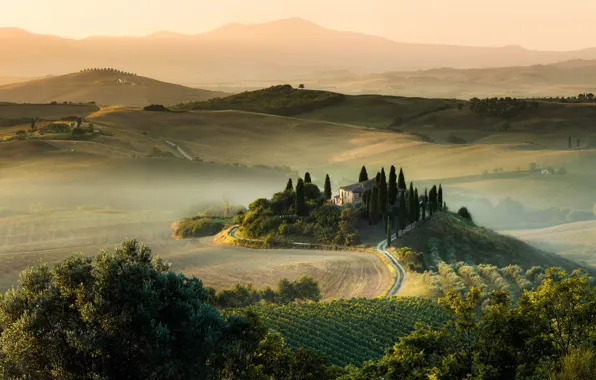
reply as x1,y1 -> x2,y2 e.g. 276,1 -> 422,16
80,68 -> 137,75
357,165 -> 445,244
468,97 -> 538,118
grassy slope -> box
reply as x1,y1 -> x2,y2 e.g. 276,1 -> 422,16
0,71 -> 229,107
237,297 -> 449,367
174,84 -> 345,116
503,221 -> 596,266
396,212 -> 590,273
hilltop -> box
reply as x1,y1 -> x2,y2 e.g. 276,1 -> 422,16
396,212 -> 587,273
0,69 -> 230,106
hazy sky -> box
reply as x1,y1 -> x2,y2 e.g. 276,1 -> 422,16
3,0 -> 596,50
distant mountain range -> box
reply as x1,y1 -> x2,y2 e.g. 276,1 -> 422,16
3,18 -> 596,85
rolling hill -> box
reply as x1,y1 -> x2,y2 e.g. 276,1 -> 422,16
3,19 -> 596,86
0,69 -> 230,106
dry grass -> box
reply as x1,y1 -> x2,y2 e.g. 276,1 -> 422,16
0,71 -> 229,107
0,210 -> 392,299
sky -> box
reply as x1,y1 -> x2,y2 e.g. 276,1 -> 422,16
2,0 -> 596,50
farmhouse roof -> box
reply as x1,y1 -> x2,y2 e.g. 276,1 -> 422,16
339,179 -> 377,193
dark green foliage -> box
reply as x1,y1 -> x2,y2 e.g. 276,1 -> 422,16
457,206 -> 473,222
0,240 -> 235,379
370,187 -> 380,224
408,182 -> 415,224
174,85 -> 345,116
358,166 -> 368,182
143,104 -> 170,111
398,167 -> 406,190
377,168 -> 388,218
304,172 -> 312,183
469,97 -> 534,118
414,188 -> 420,222
208,276 -> 321,308
422,188 -> 428,221
243,297 -> 448,367
285,178 -> 293,192
304,183 -> 322,201
324,174 -> 332,200
398,190 -> 408,234
375,171 -> 381,183
386,216 -> 391,247
388,165 -> 397,205
429,185 -> 438,215
345,270 -> 596,379
175,215 -> 231,238
438,184 -> 443,211
295,178 -> 307,217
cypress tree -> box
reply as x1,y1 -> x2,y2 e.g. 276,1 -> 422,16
359,166 -> 369,182
386,216 -> 391,247
323,174 -> 332,200
414,188 -> 420,222
398,190 -> 408,236
304,172 -> 312,183
295,178 -> 307,217
438,184 -> 443,211
378,168 -> 388,219
375,172 -> 381,184
429,185 -> 437,216
408,182 -> 415,223
388,165 -> 397,205
397,168 -> 406,190
370,187 -> 379,224
285,178 -> 293,192
366,190 -> 372,224
422,188 -> 428,221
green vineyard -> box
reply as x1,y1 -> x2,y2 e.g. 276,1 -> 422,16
236,297 -> 450,367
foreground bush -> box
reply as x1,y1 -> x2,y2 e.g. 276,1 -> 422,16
0,240 -> 263,379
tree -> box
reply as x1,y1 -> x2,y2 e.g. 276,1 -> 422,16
397,190 -> 408,236
438,184 -> 443,211
422,188 -> 428,221
408,182 -> 415,224
397,168 -> 406,190
0,239 -> 250,379
386,216 -> 391,247
375,172 -> 381,184
358,166 -> 368,182
428,185 -> 437,216
370,187 -> 380,224
285,178 -> 293,192
388,165 -> 397,205
30,118 -> 36,131
457,207 -> 473,221
323,174 -> 332,200
414,189 -> 420,222
304,172 -> 312,183
298,84 -> 305,89
295,178 -> 307,216
588,93 -> 595,100
378,168 -> 388,219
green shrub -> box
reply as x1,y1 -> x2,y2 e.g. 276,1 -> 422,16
175,216 -> 231,238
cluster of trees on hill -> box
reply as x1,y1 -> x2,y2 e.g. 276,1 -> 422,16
468,97 -> 538,118
239,172 -> 361,245
173,84 -> 346,116
357,165 -> 445,241
206,276 -> 321,308
143,104 -> 170,112
525,93 -> 595,103
2,240 -> 595,379
80,68 -> 137,75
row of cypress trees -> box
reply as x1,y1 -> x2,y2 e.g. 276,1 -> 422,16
284,172 -> 333,217
358,165 -> 445,242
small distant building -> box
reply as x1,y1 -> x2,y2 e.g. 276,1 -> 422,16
334,179 -> 377,206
